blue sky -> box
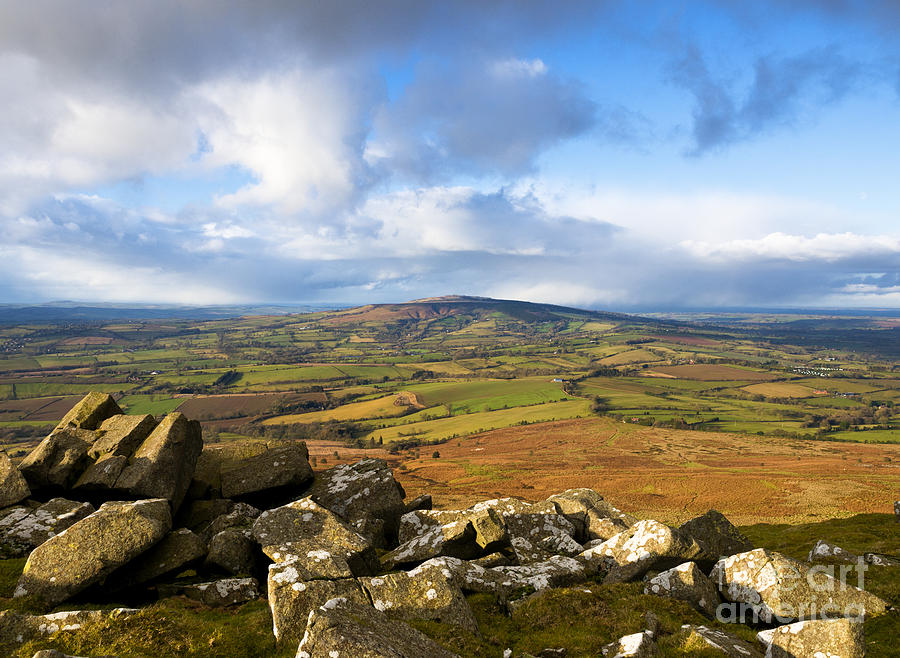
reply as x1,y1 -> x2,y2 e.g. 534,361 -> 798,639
0,0 -> 898,309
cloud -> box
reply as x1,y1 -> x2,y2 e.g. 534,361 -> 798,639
369,58 -> 597,178
680,232 -> 900,263
670,45 -> 860,153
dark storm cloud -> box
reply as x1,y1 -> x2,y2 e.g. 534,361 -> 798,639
670,45 -> 860,154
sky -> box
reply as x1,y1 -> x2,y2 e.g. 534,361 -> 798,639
1,0 -> 899,310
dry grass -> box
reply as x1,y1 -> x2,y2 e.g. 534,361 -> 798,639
742,382 -> 816,398
391,417 -> 900,525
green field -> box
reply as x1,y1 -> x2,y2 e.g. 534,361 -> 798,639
363,399 -> 593,443
0,298 -> 895,446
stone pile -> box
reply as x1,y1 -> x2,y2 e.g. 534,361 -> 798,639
0,394 -> 893,657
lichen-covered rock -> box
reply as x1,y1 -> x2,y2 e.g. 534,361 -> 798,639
306,458 -> 406,542
678,510 -> 752,562
676,625 -> 762,657
808,539 -> 861,564
72,454 -> 128,493
757,618 -> 863,658
407,556 -> 513,596
865,552 -> 900,567
56,392 -> 123,431
711,548 -> 888,623
205,528 -> 257,575
382,519 -> 479,570
267,544 -> 354,578
0,498 -> 94,557
404,493 -> 432,513
200,503 -> 260,543
14,498 -> 171,605
252,497 -> 377,576
268,567 -> 368,644
114,412 -> 203,511
296,597 -> 460,658
87,413 -> 156,460
220,443 -> 313,501
644,561 -> 721,617
0,607 -> 136,652
505,512 -> 582,564
18,428 -> 95,491
180,577 -> 260,607
360,565 -> 479,634
398,507 -> 507,553
601,631 -> 658,657
548,488 -> 635,542
0,451 -> 29,508
494,555 -> 592,592
582,520 -> 703,584
125,527 -> 206,585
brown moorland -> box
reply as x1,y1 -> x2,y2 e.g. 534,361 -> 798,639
382,417 -> 900,525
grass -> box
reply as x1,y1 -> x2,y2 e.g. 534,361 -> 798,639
7,599 -> 292,658
363,399 -> 593,443
823,428 -> 900,444
117,395 -> 185,416
407,378 -> 570,415
263,392 -> 419,425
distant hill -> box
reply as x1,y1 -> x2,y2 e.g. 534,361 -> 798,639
322,295 -> 636,325
0,302 -> 346,323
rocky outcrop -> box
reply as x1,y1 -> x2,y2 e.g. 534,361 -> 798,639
296,597 -> 460,658
114,412 -> 203,511
711,548 -> 888,623
252,497 -> 378,576
125,527 -> 206,586
547,488 -> 635,542
0,497 -> 94,557
56,392 -> 123,431
383,518 -> 479,569
205,527 -> 257,575
808,539 -> 861,564
220,443 -> 313,501
18,428 -> 96,492
87,413 -> 156,459
18,393 -> 123,492
268,567 -> 369,644
678,510 -> 752,562
15,499 -> 171,605
581,519 -> 704,583
757,618 -> 864,658
0,450 -> 30,507
644,561 -> 721,617
306,458 -> 406,543
360,565 -> 479,634
179,577 -> 260,607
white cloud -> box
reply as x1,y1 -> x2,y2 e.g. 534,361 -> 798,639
680,232 -> 900,262
193,69 -> 374,217
1,244 -> 244,304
